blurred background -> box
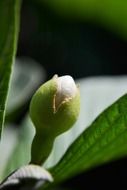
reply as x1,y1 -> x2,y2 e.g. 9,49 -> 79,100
18,0 -> 127,79
2,0 -> 127,189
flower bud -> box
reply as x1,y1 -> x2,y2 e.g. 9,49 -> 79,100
30,75 -> 80,164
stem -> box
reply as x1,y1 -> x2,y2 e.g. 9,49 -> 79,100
30,132 -> 54,165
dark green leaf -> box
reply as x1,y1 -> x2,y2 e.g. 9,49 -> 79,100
39,0 -> 127,39
0,0 -> 21,137
48,94 -> 127,186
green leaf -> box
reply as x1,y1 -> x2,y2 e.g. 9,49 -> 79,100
48,94 -> 127,186
0,0 -> 21,138
37,0 -> 127,39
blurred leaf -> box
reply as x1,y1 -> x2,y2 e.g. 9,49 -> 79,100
0,0 -> 21,138
38,0 -> 127,39
2,116 -> 35,179
6,57 -> 46,123
38,0 -> 97,19
45,94 -> 127,187
0,126 -> 18,180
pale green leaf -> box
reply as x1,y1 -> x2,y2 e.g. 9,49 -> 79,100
2,116 -> 35,179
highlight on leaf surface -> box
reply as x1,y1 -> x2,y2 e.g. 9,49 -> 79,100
29,74 -> 80,165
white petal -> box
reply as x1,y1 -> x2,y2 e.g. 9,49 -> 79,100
54,75 -> 77,111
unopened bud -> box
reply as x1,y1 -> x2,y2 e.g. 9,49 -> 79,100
30,75 -> 80,164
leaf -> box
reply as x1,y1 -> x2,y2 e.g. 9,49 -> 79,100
1,165 -> 53,190
0,0 -> 21,138
40,0 -> 127,39
6,57 -> 46,123
2,116 -> 35,179
0,126 -> 18,180
47,94 -> 127,186
44,76 -> 127,169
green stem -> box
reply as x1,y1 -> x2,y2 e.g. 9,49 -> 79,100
30,132 -> 54,165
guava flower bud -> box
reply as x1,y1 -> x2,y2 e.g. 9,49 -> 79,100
30,75 -> 80,164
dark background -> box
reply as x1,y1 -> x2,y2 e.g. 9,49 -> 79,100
17,1 -> 127,80
17,1 -> 127,189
